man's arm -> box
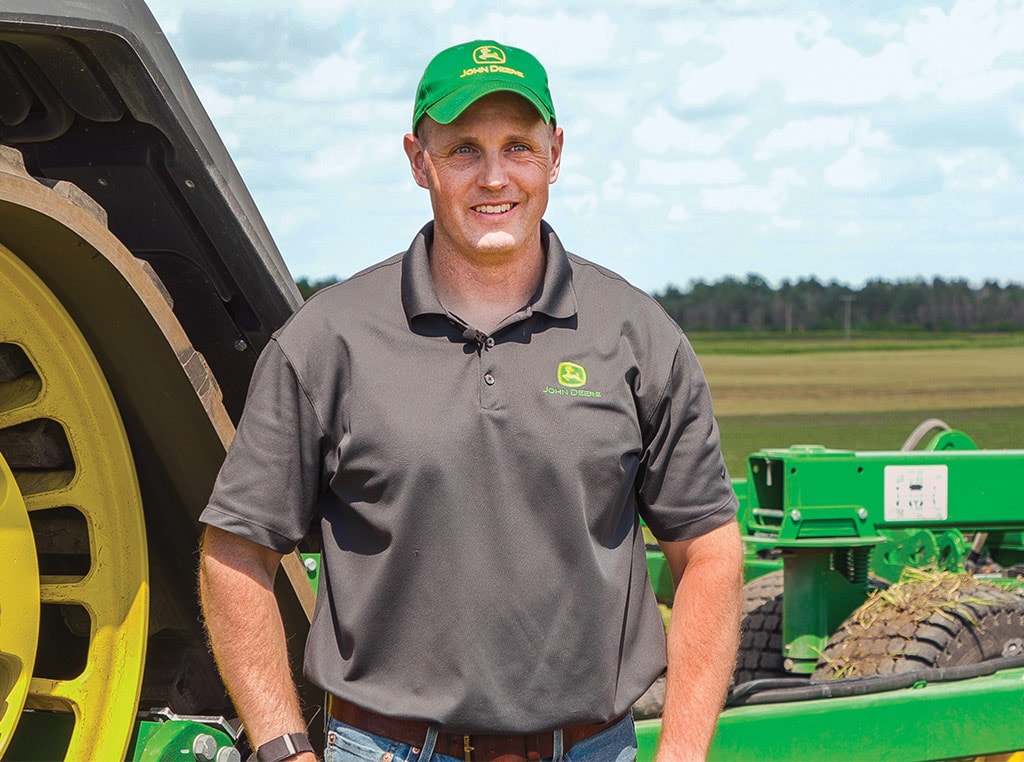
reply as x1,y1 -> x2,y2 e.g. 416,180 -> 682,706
199,525 -> 317,760
655,519 -> 744,761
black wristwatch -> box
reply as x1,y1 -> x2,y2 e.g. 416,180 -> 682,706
248,733 -> 314,762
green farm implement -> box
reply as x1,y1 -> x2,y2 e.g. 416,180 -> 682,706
0,2 -> 1021,760
642,422 -> 1024,761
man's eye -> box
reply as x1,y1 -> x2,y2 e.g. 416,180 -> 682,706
510,144 -> 530,152
454,145 -> 475,155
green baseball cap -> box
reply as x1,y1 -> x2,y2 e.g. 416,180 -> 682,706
412,40 -> 555,131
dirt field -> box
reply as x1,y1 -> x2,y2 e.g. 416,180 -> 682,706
702,347 -> 1024,416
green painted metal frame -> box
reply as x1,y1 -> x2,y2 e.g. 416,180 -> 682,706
744,436 -> 1024,537
636,666 -> 1024,761
131,720 -> 236,762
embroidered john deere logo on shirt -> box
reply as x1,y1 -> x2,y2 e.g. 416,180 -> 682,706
557,362 -> 586,388
542,362 -> 602,398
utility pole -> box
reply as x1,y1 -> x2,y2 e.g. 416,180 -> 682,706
840,295 -> 855,342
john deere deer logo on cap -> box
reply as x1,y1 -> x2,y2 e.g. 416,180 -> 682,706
473,45 -> 507,64
557,362 -> 587,388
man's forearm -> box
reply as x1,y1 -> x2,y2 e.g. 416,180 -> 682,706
199,526 -> 314,755
657,521 -> 744,761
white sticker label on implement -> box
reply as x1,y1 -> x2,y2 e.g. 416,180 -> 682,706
884,465 -> 948,521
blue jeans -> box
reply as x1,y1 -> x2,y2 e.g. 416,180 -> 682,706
324,712 -> 638,762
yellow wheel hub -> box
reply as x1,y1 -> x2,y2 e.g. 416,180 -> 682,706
0,243 -> 148,760
0,450 -> 38,756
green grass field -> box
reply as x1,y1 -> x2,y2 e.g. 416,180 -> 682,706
690,334 -> 1024,476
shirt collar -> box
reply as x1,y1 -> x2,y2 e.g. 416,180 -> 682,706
401,220 -> 578,324
401,222 -> 444,321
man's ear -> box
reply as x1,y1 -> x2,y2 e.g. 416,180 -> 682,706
404,133 -> 430,189
548,126 -> 564,184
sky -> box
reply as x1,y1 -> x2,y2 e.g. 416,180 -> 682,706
144,0 -> 1024,294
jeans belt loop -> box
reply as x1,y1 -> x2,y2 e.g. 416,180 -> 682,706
552,728 -> 564,762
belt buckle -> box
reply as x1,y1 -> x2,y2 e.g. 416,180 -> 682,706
462,734 -> 474,762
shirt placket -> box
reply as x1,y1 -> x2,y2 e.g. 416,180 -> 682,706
479,334 -> 499,410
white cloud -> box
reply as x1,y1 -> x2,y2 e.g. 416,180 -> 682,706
626,191 -> 663,209
561,192 -> 600,215
294,0 -> 353,20
602,160 -> 628,201
937,149 -> 1012,191
824,146 -> 881,190
756,116 -> 890,158
658,20 -> 707,47
294,53 -> 365,100
668,203 -> 691,223
862,19 -> 902,39
771,167 -> 807,188
905,1 -> 1024,101
757,117 -> 853,157
193,84 -> 246,120
701,184 -> 781,214
299,134 -> 395,180
909,3 -> 1011,78
699,166 -> 804,213
769,215 -> 803,231
674,15 -> 927,107
938,70 -> 1024,103
787,39 -> 921,105
637,158 -> 745,186
632,106 -> 741,155
271,205 -> 322,235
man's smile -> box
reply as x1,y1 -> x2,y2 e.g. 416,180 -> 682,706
472,202 -> 516,214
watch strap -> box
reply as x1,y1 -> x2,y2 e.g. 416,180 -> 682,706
251,732 -> 313,762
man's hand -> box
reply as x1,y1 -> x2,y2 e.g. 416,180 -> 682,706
655,520 -> 744,761
199,526 -> 316,755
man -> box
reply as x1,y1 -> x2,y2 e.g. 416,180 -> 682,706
199,40 -> 743,762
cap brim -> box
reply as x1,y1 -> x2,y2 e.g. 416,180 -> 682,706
425,82 -> 553,125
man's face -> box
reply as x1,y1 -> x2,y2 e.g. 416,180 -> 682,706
404,91 -> 563,262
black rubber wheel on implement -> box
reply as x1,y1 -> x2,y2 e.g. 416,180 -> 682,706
733,571 -> 788,684
634,571 -> 791,718
812,578 -> 1024,681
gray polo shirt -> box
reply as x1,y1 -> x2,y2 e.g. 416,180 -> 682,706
201,221 -> 737,734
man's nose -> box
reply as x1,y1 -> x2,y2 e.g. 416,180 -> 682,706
478,151 -> 509,189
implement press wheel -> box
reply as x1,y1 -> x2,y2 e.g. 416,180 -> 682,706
0,244 -> 148,760
734,571 -> 788,684
813,578 -> 1024,681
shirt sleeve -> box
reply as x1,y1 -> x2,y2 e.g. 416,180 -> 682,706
636,334 -> 738,542
199,338 -> 326,553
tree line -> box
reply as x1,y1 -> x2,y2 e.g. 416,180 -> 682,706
654,275 -> 1024,333
298,274 -> 1024,332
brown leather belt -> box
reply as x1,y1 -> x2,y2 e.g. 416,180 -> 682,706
327,694 -> 625,762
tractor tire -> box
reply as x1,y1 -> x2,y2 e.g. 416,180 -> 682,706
812,579 -> 1024,681
733,571 -> 788,685
0,142 -> 318,760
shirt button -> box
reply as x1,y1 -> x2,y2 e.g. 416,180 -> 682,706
484,373 -> 495,385
485,337 -> 495,348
